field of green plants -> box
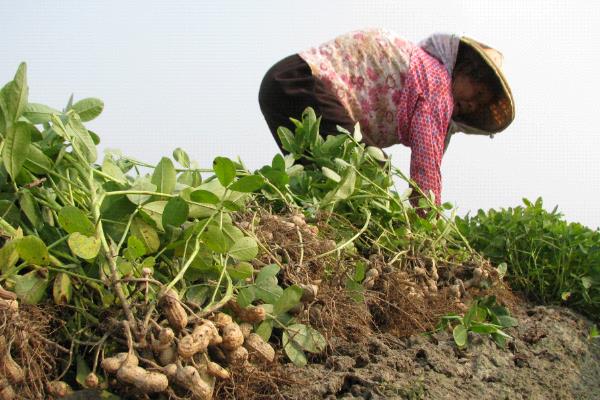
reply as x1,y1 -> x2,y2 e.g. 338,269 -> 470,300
0,63 -> 597,399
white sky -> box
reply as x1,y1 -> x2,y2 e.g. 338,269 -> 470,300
2,1 -> 599,228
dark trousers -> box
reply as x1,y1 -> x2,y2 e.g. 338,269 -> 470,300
258,54 -> 356,154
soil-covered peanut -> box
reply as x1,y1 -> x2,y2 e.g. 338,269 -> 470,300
84,372 -> 99,389
178,321 -> 220,358
221,322 -> 244,350
158,343 -> 178,366
226,346 -> 248,366
101,352 -> 139,374
239,322 -> 253,339
0,338 -> 24,384
244,333 -> 275,362
234,304 -> 266,324
211,312 -> 233,329
116,365 -> 169,393
159,289 -> 188,331
46,381 -> 73,398
172,365 -> 213,400
207,361 -> 230,379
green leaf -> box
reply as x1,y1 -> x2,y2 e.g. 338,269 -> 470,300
229,175 -> 265,193
254,279 -> 283,304
272,153 -> 286,171
345,278 -> 364,302
173,148 -> 191,168
190,189 -> 220,204
18,189 -> 43,230
22,103 -> 60,124
581,276 -> 593,290
236,286 -> 255,308
213,156 -> 236,186
131,218 -> 160,253
24,144 -> 53,174
14,270 -> 48,305
366,146 -> 386,162
126,235 -> 147,259
222,200 -> 243,212
162,196 -> 189,227
256,264 -> 280,283
286,323 -> 326,353
497,262 -> 508,280
453,324 -> 468,347
282,331 -> 307,367
101,158 -> 126,183
68,232 -> 101,260
256,319 -> 274,342
151,157 -> 177,195
0,240 -> 19,273
321,167 -> 341,183
497,315 -> 519,328
53,272 -> 73,305
1,63 -> 28,123
185,286 -> 210,307
229,236 -> 258,261
127,178 -> 157,205
352,122 -> 362,142
2,122 -> 32,179
277,126 -> 297,154
58,206 -> 96,236
201,225 -> 231,253
17,236 -> 49,265
71,98 -> 104,122
140,200 -> 167,231
66,114 -> 97,163
0,200 -> 20,228
227,261 -> 254,281
273,285 -> 303,316
335,169 -> 356,200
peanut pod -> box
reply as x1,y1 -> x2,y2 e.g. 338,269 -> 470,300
244,333 -> 275,363
159,289 -> 188,331
46,381 -> 73,398
170,364 -> 213,400
116,365 -> 169,393
0,338 -> 24,384
178,321 -> 221,358
220,322 -> 244,350
101,352 -> 139,374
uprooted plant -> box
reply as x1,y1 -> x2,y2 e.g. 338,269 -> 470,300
0,63 -> 505,399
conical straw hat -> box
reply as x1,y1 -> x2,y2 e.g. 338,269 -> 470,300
458,36 -> 515,133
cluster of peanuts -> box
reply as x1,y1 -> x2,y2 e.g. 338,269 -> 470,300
43,289 -> 277,399
93,289 -> 276,400
241,212 -> 337,261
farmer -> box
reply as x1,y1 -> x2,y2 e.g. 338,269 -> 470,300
258,29 -> 515,209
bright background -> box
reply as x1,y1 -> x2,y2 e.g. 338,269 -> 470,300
2,1 -> 599,228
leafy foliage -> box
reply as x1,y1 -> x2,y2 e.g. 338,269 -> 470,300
458,198 -> 600,319
436,296 -> 518,348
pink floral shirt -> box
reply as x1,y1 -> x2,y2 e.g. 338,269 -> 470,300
299,29 -> 453,205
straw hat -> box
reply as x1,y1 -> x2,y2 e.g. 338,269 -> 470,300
456,36 -> 515,134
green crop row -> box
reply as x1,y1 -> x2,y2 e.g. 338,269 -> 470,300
458,198 -> 600,319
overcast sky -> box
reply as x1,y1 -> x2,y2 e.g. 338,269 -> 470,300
2,1 -> 599,228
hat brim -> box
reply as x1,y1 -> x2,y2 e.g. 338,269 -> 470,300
457,37 -> 515,134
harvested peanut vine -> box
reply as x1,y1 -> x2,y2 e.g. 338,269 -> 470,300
0,63 -> 497,399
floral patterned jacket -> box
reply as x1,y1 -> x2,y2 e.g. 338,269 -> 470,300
299,28 -> 454,205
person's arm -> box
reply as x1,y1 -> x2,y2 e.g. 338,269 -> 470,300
407,98 -> 447,213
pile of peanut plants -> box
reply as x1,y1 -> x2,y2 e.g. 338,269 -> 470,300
0,63 -> 491,399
